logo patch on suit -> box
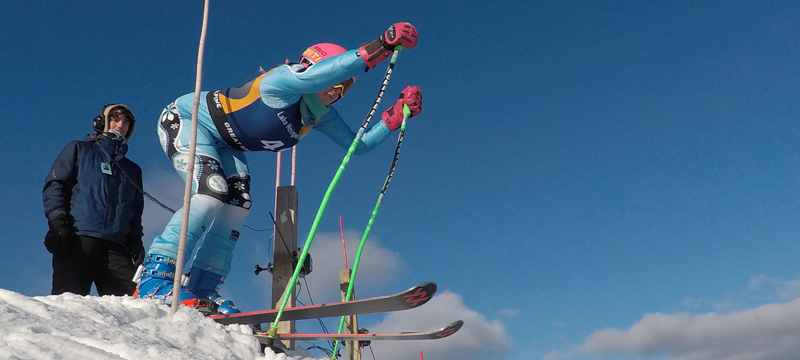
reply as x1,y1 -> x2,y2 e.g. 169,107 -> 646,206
206,174 -> 228,194
172,154 -> 190,172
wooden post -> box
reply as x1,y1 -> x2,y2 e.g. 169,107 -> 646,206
272,186 -> 298,350
339,269 -> 361,360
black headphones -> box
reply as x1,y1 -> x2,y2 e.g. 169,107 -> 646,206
92,115 -> 106,134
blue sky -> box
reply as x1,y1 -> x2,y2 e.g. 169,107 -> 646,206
2,1 -> 800,359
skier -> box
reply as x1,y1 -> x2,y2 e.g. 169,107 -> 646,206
135,22 -> 422,314
43,104 -> 145,296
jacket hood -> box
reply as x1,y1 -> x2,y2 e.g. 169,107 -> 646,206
96,104 -> 136,141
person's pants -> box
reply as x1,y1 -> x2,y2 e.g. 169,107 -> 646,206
52,236 -> 136,296
148,102 -> 251,278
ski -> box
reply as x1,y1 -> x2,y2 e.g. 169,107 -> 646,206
256,320 -> 464,342
209,282 -> 436,325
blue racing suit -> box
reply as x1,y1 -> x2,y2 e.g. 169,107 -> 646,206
149,49 -> 393,278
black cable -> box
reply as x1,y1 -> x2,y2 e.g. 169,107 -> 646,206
108,153 -> 272,233
243,225 -> 273,232
294,285 -> 334,349
301,342 -> 333,357
268,211 -> 301,273
105,153 -> 178,214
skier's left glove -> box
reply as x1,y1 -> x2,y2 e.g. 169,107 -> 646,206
359,22 -> 419,70
126,233 -> 145,268
382,86 -> 422,131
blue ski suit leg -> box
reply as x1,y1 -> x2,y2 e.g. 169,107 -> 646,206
190,146 -> 251,278
149,103 -> 233,261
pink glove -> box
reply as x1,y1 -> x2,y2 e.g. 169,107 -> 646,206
359,22 -> 419,70
382,86 -> 422,131
384,22 -> 418,49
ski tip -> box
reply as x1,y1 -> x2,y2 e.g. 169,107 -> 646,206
447,320 -> 464,331
436,320 -> 464,338
403,282 -> 437,307
418,281 -> 437,294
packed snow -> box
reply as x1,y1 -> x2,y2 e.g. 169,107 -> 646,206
0,288 -> 320,360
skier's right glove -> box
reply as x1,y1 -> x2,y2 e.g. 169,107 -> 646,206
44,213 -> 79,255
126,233 -> 146,268
359,22 -> 419,70
382,86 -> 422,131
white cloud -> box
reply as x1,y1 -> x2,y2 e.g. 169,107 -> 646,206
747,274 -> 800,302
495,308 -> 521,320
220,230 -> 510,360
141,167 -> 184,248
365,291 -> 513,360
539,275 -> 800,360
682,274 -> 800,314
295,231 -> 407,303
580,298 -> 800,360
542,349 -> 569,360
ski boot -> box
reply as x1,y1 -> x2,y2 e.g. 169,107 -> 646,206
187,267 -> 241,315
133,255 -> 209,312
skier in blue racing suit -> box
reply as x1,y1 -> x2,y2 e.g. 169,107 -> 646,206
135,22 -> 422,314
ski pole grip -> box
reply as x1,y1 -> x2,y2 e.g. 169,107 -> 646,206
390,45 -> 403,64
400,104 -> 412,131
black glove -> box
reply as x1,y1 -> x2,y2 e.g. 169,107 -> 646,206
127,234 -> 146,268
44,214 -> 79,255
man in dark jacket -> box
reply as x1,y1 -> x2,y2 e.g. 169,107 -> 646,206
42,104 -> 145,296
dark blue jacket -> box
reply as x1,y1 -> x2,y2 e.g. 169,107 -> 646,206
42,133 -> 144,246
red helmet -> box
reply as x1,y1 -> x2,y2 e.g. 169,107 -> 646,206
299,43 -> 355,98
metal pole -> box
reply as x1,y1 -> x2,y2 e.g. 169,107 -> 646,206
274,151 -> 282,244
171,0 -> 210,314
291,146 -> 297,186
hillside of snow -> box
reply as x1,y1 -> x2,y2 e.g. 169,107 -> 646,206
0,289 -> 319,360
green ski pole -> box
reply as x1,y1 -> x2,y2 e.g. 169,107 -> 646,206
262,46 -> 404,349
330,104 -> 411,359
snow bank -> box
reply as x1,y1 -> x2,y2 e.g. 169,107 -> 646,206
0,289 -> 319,360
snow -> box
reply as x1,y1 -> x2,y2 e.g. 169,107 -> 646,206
0,289 -> 322,360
